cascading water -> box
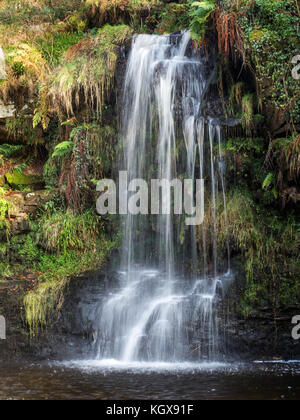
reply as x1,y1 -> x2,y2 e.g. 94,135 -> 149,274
93,32 -> 231,363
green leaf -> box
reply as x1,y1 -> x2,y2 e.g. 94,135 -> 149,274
52,141 -> 74,158
188,0 -> 215,40
262,173 -> 275,190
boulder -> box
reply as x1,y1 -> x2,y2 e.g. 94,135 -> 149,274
5,171 -> 44,189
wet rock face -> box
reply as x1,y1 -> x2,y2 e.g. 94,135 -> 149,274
47,270 -> 300,362
27,271 -> 118,361
222,273 -> 300,361
1,268 -> 299,362
0,276 -> 37,362
0,271 -> 107,362
225,308 -> 300,361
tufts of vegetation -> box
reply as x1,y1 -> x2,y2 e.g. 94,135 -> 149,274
239,0 -> 300,131
50,24 -> 132,119
241,93 -> 254,129
85,0 -> 164,27
0,187 -> 11,235
0,144 -> 24,158
266,135 -> 300,207
156,2 -> 188,34
39,209 -> 101,254
24,277 -> 67,337
21,208 -> 118,335
0,0 -> 83,25
36,31 -> 85,68
199,189 -> 300,315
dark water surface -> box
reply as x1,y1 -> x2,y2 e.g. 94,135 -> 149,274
0,360 -> 300,400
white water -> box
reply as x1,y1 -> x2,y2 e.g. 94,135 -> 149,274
93,32 -> 231,364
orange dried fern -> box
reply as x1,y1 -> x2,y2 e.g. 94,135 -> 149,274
214,7 -> 245,62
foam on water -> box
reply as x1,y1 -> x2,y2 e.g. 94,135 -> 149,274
58,359 -> 229,374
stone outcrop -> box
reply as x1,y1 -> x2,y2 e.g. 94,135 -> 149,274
1,267 -> 299,362
0,99 -> 15,119
5,172 -> 44,189
3,190 -> 55,235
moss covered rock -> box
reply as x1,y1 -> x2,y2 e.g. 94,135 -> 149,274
5,171 -> 43,188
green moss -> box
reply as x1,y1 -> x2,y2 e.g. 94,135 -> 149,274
5,171 -> 43,187
249,29 -> 269,42
24,278 -> 67,337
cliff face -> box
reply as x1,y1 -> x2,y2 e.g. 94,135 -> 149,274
2,268 -> 299,362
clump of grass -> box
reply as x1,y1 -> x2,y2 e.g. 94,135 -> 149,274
36,31 -> 85,67
199,189 -> 300,315
50,24 -> 132,119
0,0 -> 82,25
279,135 -> 300,185
0,187 -> 11,237
199,189 -> 261,268
39,209 -> 101,254
241,93 -> 254,129
0,42 -> 49,108
24,278 -> 67,337
24,209 -> 118,336
229,81 -> 244,114
85,0 -> 163,26
216,190 -> 261,253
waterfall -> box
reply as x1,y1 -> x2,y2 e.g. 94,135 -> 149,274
93,32 -> 231,363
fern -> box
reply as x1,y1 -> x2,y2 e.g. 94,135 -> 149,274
262,173 -> 275,190
188,0 -> 216,40
52,141 -> 74,158
14,162 -> 27,174
0,144 -> 24,158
